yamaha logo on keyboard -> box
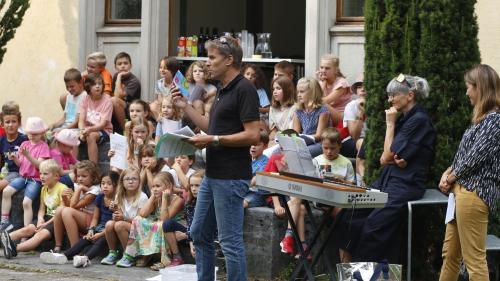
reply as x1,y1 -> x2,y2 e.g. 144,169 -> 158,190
288,183 -> 302,192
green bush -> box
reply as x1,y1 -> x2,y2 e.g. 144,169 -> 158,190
0,0 -> 30,64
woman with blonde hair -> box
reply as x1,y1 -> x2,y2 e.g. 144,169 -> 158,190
439,64 -> 500,281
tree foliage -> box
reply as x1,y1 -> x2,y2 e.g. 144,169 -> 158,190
0,0 -> 30,64
364,0 -> 490,279
364,0 -> 480,186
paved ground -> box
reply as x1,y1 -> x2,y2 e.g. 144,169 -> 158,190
0,252 -> 176,281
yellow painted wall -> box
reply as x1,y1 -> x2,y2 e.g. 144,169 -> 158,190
0,0 -> 79,126
476,0 -> 500,72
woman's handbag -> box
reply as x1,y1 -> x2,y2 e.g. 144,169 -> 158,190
337,260 -> 402,281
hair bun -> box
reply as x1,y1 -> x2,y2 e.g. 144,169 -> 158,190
414,76 -> 430,98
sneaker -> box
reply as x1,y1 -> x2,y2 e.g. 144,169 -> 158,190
73,255 -> 91,268
280,235 -> 295,255
1,229 -> 16,259
101,251 -> 120,265
0,221 -> 13,232
167,257 -> 184,267
40,251 -> 68,264
116,255 -> 135,268
214,240 -> 224,258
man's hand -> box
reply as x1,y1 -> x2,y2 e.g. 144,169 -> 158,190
171,89 -> 188,109
186,134 -> 215,149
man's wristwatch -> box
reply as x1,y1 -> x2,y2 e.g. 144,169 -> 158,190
212,135 -> 220,146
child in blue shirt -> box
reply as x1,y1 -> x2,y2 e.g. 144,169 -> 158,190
243,130 -> 269,208
0,101 -> 27,191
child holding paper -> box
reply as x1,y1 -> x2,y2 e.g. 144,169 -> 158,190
150,57 -> 181,121
154,95 -> 183,143
109,117 -> 154,169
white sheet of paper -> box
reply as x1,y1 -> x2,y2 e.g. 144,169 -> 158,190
110,133 -> 128,170
156,126 -> 197,158
445,192 -> 455,224
277,135 -> 318,178
263,143 -> 280,158
160,118 -> 182,134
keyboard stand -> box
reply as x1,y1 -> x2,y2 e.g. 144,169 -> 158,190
278,194 -> 338,281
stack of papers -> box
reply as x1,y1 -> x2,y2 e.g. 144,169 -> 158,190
155,126 -> 197,158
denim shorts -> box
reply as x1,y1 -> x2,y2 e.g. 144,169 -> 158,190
4,172 -> 20,183
81,130 -> 109,145
244,190 -> 267,208
98,130 -> 110,144
9,177 -> 42,200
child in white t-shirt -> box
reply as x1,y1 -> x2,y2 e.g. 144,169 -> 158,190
313,128 -> 355,183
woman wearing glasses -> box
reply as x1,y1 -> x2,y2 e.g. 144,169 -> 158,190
439,64 -> 500,281
339,74 -> 436,263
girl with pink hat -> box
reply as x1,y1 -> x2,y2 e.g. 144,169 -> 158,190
0,117 -> 51,231
50,129 -> 80,189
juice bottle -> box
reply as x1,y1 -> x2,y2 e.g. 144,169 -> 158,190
186,36 -> 193,57
177,36 -> 186,57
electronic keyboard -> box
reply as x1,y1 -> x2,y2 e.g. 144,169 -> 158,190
256,172 -> 388,208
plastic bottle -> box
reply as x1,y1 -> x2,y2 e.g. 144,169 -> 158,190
186,36 -> 193,57
0,163 -> 8,180
192,36 -> 198,58
177,36 -> 186,57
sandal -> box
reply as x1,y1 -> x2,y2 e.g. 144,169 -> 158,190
135,255 -> 152,267
150,262 -> 167,271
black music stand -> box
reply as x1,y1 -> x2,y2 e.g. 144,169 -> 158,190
275,172 -> 339,281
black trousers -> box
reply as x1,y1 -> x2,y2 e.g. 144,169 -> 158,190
64,236 -> 108,260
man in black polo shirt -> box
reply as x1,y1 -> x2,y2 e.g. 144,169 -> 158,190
172,36 -> 260,281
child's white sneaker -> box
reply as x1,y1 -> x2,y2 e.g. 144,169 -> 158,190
40,251 -> 68,264
73,255 -> 91,268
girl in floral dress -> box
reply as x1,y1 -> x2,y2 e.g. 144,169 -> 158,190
117,171 -> 184,268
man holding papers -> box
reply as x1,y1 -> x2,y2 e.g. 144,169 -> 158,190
172,36 -> 260,281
